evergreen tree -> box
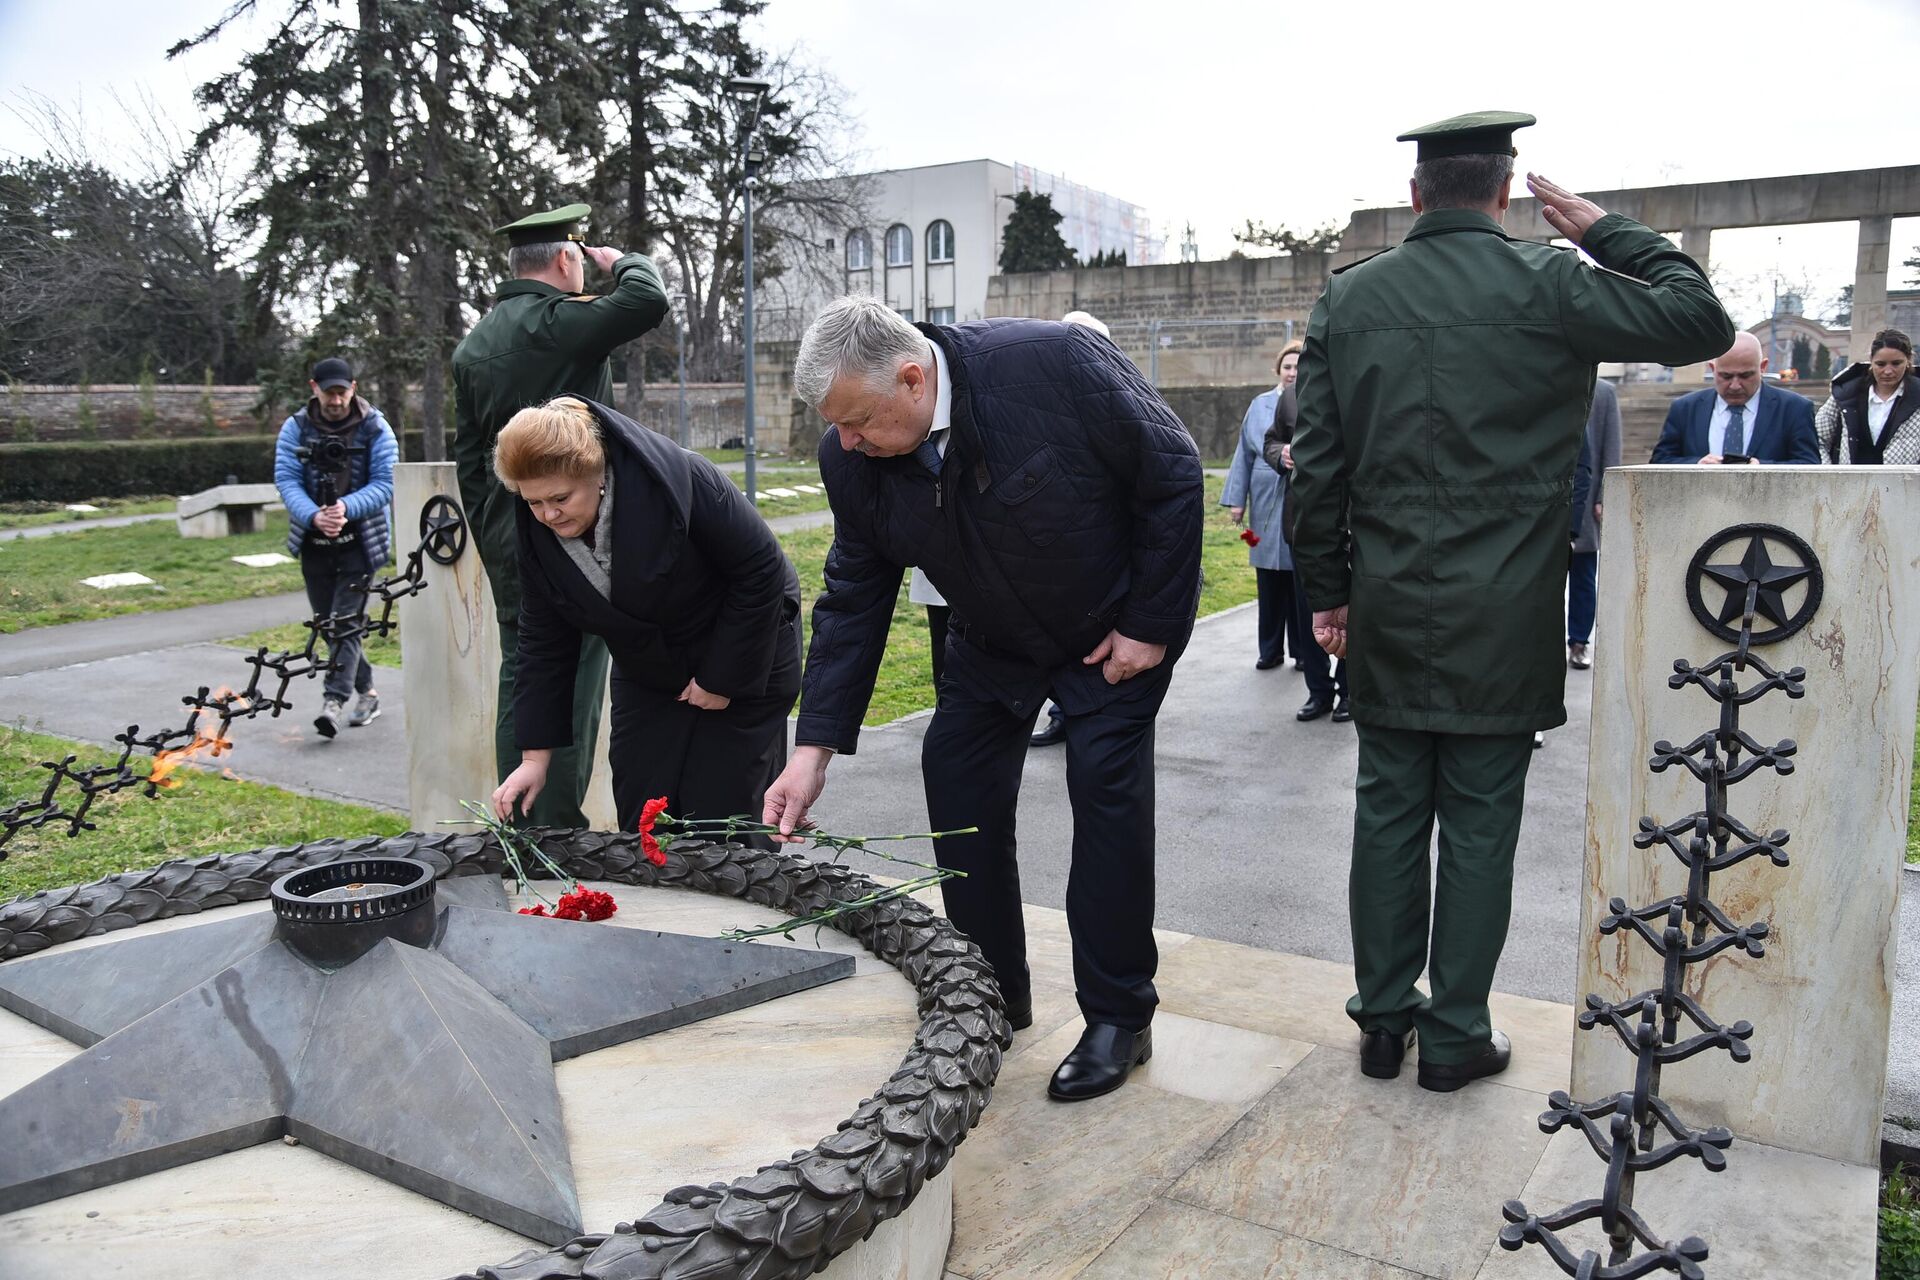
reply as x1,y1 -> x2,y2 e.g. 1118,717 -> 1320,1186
998,191 -> 1077,274
1790,335 -> 1812,377
1812,344 -> 1833,381
172,0 -> 606,458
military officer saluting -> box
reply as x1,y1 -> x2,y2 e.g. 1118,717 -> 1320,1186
1288,113 -> 1734,1091
452,204 -> 670,827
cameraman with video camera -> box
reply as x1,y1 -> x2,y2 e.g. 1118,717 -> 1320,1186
273,356 -> 399,739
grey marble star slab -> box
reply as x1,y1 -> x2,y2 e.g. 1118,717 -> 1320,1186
0,877 -> 854,1242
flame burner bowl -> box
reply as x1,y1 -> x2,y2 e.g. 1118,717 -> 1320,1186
270,857 -> 437,966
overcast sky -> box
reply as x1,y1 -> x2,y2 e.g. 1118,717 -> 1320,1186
4,0 -> 1915,330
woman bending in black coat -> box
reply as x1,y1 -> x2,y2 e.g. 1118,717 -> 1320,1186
488,396 -> 801,836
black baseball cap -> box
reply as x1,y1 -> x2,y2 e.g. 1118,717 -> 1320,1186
310,357 -> 355,389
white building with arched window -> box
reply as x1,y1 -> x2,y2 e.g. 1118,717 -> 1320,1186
825,159 -> 1153,327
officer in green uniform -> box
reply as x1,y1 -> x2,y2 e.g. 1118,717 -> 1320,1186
452,204 -> 670,827
1288,113 -> 1734,1091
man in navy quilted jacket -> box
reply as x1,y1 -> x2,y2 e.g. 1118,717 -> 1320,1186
765,296 -> 1204,1101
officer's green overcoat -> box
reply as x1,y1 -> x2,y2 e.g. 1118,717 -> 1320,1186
1289,211 -> 1734,734
451,254 -> 669,620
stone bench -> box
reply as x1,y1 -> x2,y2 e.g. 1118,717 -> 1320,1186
176,483 -> 283,538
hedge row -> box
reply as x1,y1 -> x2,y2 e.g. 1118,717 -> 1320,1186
0,434 -> 431,503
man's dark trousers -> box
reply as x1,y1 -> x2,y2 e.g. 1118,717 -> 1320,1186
1347,724 -> 1534,1064
921,645 -> 1178,1031
301,542 -> 375,704
495,621 -> 611,829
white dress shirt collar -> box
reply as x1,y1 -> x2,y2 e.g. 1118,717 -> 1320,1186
927,341 -> 953,455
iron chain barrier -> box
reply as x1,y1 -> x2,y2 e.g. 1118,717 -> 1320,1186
1498,522 -> 1822,1278
0,497 -> 467,858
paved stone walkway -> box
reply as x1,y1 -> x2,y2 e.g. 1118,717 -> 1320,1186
0,512 -> 176,543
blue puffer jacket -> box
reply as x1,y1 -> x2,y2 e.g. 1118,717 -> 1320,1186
273,398 -> 399,575
796,318 -> 1204,753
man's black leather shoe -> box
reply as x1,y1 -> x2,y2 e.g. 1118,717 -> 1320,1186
1417,1030 -> 1511,1093
1360,1028 -> 1414,1079
1331,696 -> 1353,723
1003,992 -> 1033,1031
1297,697 -> 1332,722
1029,715 -> 1066,748
1255,655 -> 1282,670
1047,1023 -> 1152,1102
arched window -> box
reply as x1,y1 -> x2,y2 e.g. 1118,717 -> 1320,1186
885,223 -> 913,267
926,220 -> 954,263
845,229 -> 871,270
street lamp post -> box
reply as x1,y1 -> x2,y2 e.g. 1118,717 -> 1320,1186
670,291 -> 690,449
728,76 -> 772,507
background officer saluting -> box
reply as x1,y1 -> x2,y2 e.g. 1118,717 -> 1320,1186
452,203 -> 670,828
1288,112 -> 1734,1093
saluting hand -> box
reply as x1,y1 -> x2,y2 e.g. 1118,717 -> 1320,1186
1313,605 -> 1350,659
677,677 -> 731,711
583,245 -> 622,273
1527,173 -> 1608,246
1084,630 -> 1166,685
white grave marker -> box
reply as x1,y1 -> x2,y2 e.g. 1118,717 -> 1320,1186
80,573 -> 155,590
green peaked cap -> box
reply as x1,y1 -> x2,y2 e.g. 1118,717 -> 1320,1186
494,203 -> 592,248
1396,111 -> 1536,161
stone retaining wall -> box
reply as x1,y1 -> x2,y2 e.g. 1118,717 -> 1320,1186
4,382 -> 749,449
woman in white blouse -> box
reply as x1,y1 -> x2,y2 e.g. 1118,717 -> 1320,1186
1818,328 -> 1920,464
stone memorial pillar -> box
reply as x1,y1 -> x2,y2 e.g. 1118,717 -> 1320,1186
1670,226 -> 1716,386
393,463 -> 616,831
1851,215 -> 1893,363
1574,464 -> 1920,1167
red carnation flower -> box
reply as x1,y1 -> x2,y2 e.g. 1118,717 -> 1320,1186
556,887 -> 617,922
1240,528 -> 1261,547
517,904 -> 548,917
638,795 -> 671,867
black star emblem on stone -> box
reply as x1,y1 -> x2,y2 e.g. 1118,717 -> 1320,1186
1700,534 -> 1812,629
0,868 -> 850,1242
419,493 -> 469,565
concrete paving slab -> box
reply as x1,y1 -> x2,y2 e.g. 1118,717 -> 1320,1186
1476,1128 -> 1878,1279
1172,1047 -> 1556,1280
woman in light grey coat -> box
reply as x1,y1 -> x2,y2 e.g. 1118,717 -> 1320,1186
1567,377 -> 1621,669
1222,343 -> 1302,669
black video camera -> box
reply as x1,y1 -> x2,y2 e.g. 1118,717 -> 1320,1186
294,432 -> 364,507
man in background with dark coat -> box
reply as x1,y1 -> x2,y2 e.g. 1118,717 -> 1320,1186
764,296 -> 1203,1102
452,203 -> 669,828
1289,111 -> 1735,1093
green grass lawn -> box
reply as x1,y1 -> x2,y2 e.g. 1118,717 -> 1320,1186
0,496 -> 177,531
1909,723 -> 1920,866
0,520 -> 304,633
0,725 -> 408,900
728,463 -> 832,516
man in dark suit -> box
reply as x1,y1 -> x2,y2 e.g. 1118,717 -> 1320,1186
1649,333 -> 1819,465
764,296 -> 1204,1103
